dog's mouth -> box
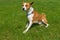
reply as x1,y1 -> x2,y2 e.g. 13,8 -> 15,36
22,8 -> 27,11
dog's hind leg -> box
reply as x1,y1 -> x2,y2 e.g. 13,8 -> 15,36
42,19 -> 49,28
38,22 -> 43,27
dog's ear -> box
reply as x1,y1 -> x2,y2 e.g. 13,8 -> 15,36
30,2 -> 34,5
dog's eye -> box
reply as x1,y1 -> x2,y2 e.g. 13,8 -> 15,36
25,5 -> 28,7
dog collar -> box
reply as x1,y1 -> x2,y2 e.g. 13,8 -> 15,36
27,11 -> 33,16
27,13 -> 32,16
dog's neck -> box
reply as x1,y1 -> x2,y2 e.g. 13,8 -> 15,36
27,7 -> 34,16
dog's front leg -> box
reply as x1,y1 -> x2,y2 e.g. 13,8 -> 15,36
25,22 -> 29,28
23,21 -> 32,33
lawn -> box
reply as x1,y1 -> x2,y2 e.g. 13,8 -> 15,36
0,0 -> 60,40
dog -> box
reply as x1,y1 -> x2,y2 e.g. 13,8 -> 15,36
22,2 -> 49,33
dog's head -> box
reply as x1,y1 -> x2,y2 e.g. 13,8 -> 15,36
22,2 -> 34,11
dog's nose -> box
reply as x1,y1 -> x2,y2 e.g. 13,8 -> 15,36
23,8 -> 24,10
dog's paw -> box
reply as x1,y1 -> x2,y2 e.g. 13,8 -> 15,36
23,31 -> 26,34
45,24 -> 49,28
23,31 -> 27,34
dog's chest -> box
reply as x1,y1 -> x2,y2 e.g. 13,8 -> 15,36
27,14 -> 39,23
27,14 -> 34,21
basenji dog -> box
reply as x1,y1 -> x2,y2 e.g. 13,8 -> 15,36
22,2 -> 49,33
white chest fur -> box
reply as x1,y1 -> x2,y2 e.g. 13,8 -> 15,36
27,7 -> 34,21
27,14 -> 34,21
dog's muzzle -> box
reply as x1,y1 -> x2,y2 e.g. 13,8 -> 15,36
23,8 -> 24,11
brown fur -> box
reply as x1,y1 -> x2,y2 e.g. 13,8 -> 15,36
23,2 -> 48,25
22,3 -> 31,10
32,11 -> 48,24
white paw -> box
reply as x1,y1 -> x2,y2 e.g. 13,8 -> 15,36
23,30 -> 27,34
45,24 -> 49,28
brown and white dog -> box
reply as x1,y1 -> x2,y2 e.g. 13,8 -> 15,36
22,2 -> 49,33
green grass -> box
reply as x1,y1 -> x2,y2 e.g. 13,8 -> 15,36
0,0 -> 60,40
